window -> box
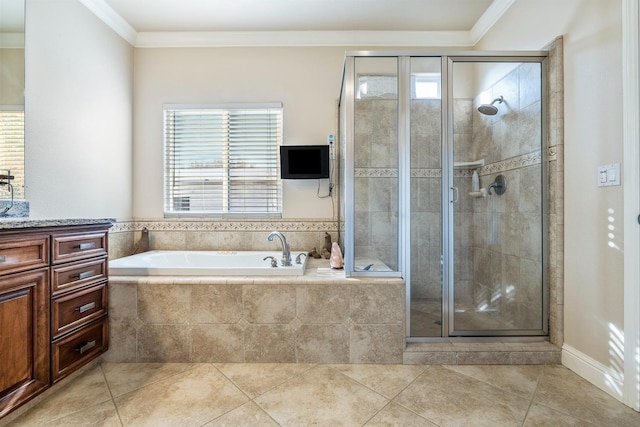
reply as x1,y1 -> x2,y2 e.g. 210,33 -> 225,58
164,104 -> 282,217
356,73 -> 441,100
0,109 -> 25,199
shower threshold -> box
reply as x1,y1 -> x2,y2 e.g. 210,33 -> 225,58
403,340 -> 560,365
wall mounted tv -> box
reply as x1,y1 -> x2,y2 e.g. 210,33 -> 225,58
280,145 -> 330,179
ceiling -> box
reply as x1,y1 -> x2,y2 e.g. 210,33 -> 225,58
102,0 -> 494,32
0,0 -> 516,48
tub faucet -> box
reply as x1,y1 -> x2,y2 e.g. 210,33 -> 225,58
267,231 -> 292,266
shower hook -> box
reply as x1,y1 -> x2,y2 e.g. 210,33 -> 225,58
488,175 -> 507,195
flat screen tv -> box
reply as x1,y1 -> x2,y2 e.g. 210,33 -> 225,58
280,145 -> 330,179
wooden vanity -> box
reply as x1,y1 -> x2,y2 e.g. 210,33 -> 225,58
0,219 -> 113,419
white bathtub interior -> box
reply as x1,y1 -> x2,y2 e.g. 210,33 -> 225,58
109,250 -> 308,276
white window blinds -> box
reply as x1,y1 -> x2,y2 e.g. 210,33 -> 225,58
0,110 -> 24,199
164,104 -> 282,217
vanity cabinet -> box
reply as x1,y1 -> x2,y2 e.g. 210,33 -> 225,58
0,221 -> 112,419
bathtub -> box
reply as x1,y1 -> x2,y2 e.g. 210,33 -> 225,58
108,250 -> 308,276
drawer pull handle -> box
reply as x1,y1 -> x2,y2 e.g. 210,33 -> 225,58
75,301 -> 96,314
75,340 -> 96,354
0,255 -> 5,262
73,271 -> 94,280
77,243 -> 96,251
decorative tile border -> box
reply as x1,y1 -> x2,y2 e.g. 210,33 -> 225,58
111,219 -> 338,233
480,150 -> 542,176
355,168 -> 398,178
353,150 -> 547,181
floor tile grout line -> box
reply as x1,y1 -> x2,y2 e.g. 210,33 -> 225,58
386,366 -> 447,426
211,362 -> 318,425
99,363 -> 125,427
216,362 -> 319,400
101,362 -> 199,399
440,364 -> 543,402
526,365 -> 602,426
519,364 -> 546,427
14,365 -> 116,427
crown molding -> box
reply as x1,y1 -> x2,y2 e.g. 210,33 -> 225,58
78,0 -> 137,45
134,30 -> 473,48
470,0 -> 516,44
79,0 -> 515,48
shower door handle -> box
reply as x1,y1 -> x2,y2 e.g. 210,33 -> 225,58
450,186 -> 459,203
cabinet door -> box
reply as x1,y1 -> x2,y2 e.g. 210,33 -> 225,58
0,268 -> 49,417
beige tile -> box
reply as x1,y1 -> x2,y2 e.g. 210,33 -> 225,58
137,324 -> 191,362
101,362 -> 193,397
114,364 -> 248,426
350,325 -> 404,364
244,324 -> 295,363
534,365 -> 640,427
296,284 -> 350,324
243,285 -> 296,324
296,324 -> 349,363
191,324 -> 244,363
364,402 -> 437,426
331,364 -> 426,399
102,322 -> 136,363
444,365 -> 543,398
216,363 -> 315,399
351,283 -> 404,324
403,351 -> 457,365
524,403 -> 597,426
38,400 -> 121,427
108,283 -> 137,324
394,365 -> 530,426
254,365 -> 388,426
204,401 -> 278,427
10,366 -> 112,425
192,284 -> 243,323
138,283 -> 191,324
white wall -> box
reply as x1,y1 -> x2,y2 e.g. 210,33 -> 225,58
479,0 -> 625,370
25,0 -> 133,220
132,47 -> 345,219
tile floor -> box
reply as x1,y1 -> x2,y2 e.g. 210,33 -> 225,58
5,362 -> 640,426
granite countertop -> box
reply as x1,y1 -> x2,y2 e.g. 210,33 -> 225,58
0,218 -> 115,230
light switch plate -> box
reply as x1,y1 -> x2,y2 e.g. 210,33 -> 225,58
597,163 -> 621,187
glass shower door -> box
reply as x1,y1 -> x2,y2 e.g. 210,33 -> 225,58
450,60 -> 546,335
409,57 -> 443,337
352,57 -> 399,273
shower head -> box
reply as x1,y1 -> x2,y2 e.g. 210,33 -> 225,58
477,96 -> 504,116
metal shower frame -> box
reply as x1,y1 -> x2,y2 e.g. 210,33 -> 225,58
339,50 -> 549,341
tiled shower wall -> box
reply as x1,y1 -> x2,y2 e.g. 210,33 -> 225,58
354,99 -> 399,270
466,61 -> 544,329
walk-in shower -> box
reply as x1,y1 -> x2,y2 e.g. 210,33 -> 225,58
338,52 -> 548,340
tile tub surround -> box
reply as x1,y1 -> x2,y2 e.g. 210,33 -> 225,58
107,218 -> 339,262
106,258 -> 405,364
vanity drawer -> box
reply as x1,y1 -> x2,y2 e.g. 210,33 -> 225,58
51,282 -> 107,339
0,236 -> 49,276
51,317 -> 108,383
51,256 -> 107,296
52,231 -> 108,264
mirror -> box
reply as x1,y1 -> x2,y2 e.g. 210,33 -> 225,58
0,0 -> 25,200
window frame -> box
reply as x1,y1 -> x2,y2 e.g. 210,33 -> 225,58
163,103 -> 283,219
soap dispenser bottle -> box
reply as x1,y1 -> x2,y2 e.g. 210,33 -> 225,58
472,170 -> 480,192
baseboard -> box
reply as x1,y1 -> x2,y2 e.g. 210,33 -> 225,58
562,343 -> 624,403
